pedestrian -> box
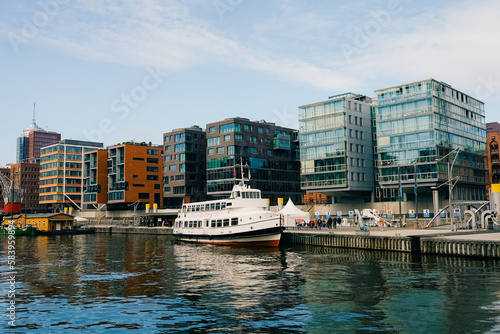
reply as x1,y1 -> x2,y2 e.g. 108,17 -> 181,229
327,217 -> 332,229
318,217 -> 322,230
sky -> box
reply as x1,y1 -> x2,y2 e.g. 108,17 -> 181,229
1,0 -> 499,167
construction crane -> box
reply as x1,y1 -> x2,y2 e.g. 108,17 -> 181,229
0,172 -> 22,213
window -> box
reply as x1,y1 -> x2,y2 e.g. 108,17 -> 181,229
258,127 -> 263,133
208,148 -> 214,155
250,147 -> 258,154
209,127 -> 216,133
224,135 -> 231,141
174,133 -> 185,142
147,175 -> 158,181
349,115 -> 352,124
147,158 -> 159,164
169,165 -> 176,171
165,145 -> 172,151
147,166 -> 158,172
138,193 -> 149,199
220,123 -> 241,133
227,146 -> 235,155
133,157 -> 144,161
217,147 -> 224,154
235,134 -> 243,140
207,137 -> 220,147
147,149 -> 158,155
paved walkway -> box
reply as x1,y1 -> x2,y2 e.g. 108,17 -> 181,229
285,225 -> 500,241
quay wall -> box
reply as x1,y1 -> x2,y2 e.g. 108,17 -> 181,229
94,226 -> 173,235
282,231 -> 500,259
420,237 -> 500,258
281,231 -> 418,253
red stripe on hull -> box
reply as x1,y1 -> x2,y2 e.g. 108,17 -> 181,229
195,239 -> 281,247
177,235 -> 281,247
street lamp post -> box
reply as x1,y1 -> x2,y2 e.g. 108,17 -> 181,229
436,148 -> 460,231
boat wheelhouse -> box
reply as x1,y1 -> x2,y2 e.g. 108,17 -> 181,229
173,181 -> 283,247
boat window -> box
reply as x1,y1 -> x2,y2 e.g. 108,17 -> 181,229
231,218 -> 238,226
215,203 -> 221,210
221,203 -> 226,210
211,220 -> 216,227
223,219 -> 229,227
205,204 -> 210,211
184,221 -> 188,228
242,192 -> 246,199
210,203 -> 215,211
216,219 -> 222,227
196,205 -> 200,212
206,220 -> 209,227
236,191 -> 240,198
188,221 -> 193,228
182,205 -> 186,212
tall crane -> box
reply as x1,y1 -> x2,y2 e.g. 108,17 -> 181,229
0,172 -> 22,214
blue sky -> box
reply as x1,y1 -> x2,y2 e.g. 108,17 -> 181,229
1,0 -> 499,166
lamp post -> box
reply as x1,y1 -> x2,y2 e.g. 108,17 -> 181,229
435,148 -> 460,231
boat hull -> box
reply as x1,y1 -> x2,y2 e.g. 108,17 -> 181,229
2,226 -> 36,236
173,226 -> 283,247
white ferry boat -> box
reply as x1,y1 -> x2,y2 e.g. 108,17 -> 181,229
173,181 -> 284,247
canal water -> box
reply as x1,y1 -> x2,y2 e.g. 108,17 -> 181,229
1,234 -> 499,333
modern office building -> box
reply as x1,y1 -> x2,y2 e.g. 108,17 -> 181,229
299,93 -> 375,204
163,126 -> 206,207
105,142 -> 163,211
10,162 -> 43,213
205,117 -> 302,204
39,139 -> 104,210
82,149 -> 109,209
16,109 -> 60,163
374,79 -> 488,207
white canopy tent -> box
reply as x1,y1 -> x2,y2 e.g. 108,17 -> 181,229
278,198 -> 310,227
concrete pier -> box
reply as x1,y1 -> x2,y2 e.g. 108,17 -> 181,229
282,226 -> 500,258
93,226 -> 173,235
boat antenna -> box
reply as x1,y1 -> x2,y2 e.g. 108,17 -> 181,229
240,157 -> 244,181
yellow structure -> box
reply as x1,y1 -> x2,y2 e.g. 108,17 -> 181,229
2,213 -> 75,232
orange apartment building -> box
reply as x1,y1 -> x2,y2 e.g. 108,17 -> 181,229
39,139 -> 104,211
88,142 -> 163,211
82,149 -> 109,209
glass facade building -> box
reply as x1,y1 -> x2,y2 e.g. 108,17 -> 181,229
39,140 -> 103,209
163,126 -> 207,207
206,117 -> 302,204
374,79 -> 487,203
299,93 -> 374,202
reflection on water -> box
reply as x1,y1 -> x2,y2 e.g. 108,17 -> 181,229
1,234 -> 499,333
